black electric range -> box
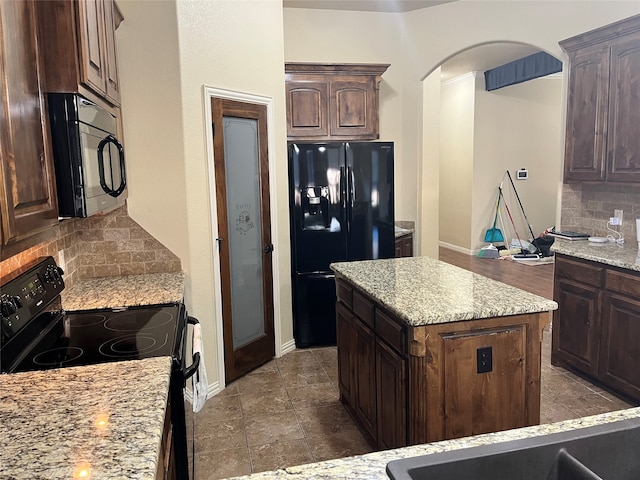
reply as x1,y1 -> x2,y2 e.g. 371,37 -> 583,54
0,256 -> 198,479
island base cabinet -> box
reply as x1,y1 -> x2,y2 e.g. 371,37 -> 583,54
422,324 -> 528,442
376,338 -> 406,450
336,278 -> 548,450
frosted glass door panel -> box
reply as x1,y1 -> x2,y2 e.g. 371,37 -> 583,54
223,116 -> 265,350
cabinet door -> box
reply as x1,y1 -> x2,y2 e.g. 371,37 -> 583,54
103,0 -> 121,105
376,338 -> 406,449
599,293 -> 640,400
0,0 -> 58,244
329,79 -> 377,139
440,325 -> 527,440
563,45 -> 610,182
77,0 -> 107,96
336,302 -> 355,405
606,36 -> 640,182
552,277 -> 602,375
285,81 -> 329,138
353,315 -> 377,441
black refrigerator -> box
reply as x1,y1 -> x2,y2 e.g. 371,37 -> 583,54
288,142 -> 395,347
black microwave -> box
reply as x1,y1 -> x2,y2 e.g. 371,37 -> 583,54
48,94 -> 127,218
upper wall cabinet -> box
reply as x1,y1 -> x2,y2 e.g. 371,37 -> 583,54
35,0 -> 122,107
285,63 -> 389,141
561,15 -> 640,183
0,0 -> 59,245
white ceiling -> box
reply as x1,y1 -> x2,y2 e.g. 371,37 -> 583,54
282,1 -> 550,81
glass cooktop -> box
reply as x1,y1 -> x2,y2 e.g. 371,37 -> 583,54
10,304 -> 183,373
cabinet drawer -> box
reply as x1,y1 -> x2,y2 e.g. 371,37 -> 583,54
375,309 -> 406,355
336,280 -> 353,309
555,255 -> 604,287
353,290 -> 374,328
606,269 -> 640,297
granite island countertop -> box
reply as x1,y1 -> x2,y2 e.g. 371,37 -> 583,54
552,238 -> 640,271
0,356 -> 172,480
330,256 -> 557,326
228,407 -> 640,480
61,271 -> 185,311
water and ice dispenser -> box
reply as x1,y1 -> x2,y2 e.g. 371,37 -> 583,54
302,186 -> 330,230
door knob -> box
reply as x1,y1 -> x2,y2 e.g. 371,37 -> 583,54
264,244 -> 274,253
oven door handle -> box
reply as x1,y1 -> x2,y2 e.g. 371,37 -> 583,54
183,315 -> 201,380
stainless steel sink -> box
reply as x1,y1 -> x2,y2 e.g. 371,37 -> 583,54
386,417 -> 640,480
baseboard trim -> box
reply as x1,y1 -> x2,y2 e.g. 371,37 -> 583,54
439,241 -> 474,256
280,339 -> 296,357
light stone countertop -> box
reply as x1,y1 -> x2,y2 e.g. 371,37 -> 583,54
551,238 -> 640,271
394,226 -> 414,238
330,256 -> 557,326
0,356 -> 172,480
61,271 -> 185,311
228,407 -> 640,480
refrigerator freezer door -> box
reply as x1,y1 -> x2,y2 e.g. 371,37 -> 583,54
346,142 -> 395,261
292,272 -> 338,347
289,143 -> 347,272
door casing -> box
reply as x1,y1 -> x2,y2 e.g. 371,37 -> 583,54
203,86 -> 286,390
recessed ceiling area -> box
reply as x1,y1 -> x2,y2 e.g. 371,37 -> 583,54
282,0 -> 456,13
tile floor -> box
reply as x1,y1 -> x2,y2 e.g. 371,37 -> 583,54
189,329 -> 635,480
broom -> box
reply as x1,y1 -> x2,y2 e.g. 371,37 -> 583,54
477,243 -> 500,259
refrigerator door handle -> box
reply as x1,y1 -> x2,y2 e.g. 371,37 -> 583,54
348,166 -> 356,208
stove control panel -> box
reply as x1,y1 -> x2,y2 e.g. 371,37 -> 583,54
0,256 -> 64,344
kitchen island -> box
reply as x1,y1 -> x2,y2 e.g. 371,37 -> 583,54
330,256 -> 557,449
0,356 -> 172,479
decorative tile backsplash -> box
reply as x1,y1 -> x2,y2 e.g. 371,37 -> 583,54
0,206 -> 181,288
561,183 -> 640,241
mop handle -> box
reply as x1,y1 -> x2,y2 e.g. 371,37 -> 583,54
506,170 -> 536,240
499,184 -> 524,250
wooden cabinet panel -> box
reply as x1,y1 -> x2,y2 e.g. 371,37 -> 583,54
395,234 -> 413,258
353,290 -> 374,328
0,0 -> 59,244
438,325 -> 527,439
35,0 -> 121,107
563,46 -> 609,182
376,339 -> 406,450
561,15 -> 640,184
375,308 -> 406,355
285,81 -> 328,137
285,63 -> 388,141
553,253 -> 640,402
606,37 -> 640,182
336,302 -> 354,405
552,277 -> 601,375
600,293 -> 640,399
353,315 -> 377,441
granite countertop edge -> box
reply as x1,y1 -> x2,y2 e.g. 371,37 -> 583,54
331,257 -> 557,327
61,271 -> 185,311
0,356 -> 172,480
552,239 -> 640,271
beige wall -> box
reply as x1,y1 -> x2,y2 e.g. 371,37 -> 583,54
473,75 -> 563,252
117,0 -> 289,390
439,74 -> 475,250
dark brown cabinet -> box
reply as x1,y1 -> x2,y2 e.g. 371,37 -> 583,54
561,15 -> 640,183
336,276 -> 546,449
552,253 -> 640,402
0,0 -> 59,245
156,395 -> 176,480
36,0 -> 122,106
551,255 -> 603,375
285,63 -> 389,141
395,233 -> 413,257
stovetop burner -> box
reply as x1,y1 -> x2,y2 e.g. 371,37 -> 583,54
6,304 -> 183,373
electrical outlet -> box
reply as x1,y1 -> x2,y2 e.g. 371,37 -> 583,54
614,209 -> 623,226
